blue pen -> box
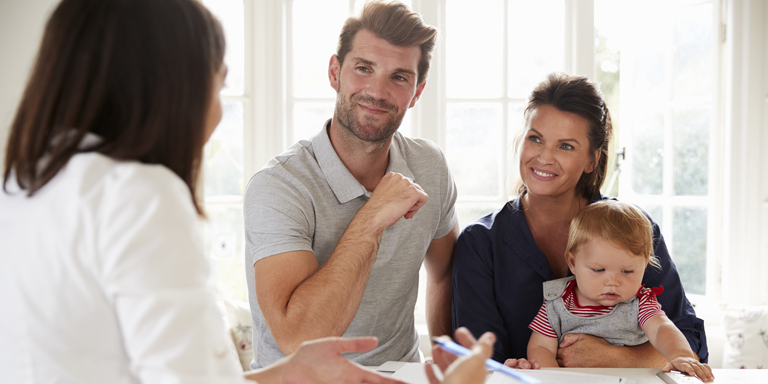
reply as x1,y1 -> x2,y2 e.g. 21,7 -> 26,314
431,338 -> 541,384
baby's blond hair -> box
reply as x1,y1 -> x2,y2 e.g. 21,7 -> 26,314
567,200 -> 660,269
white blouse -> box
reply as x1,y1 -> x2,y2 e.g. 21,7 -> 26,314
0,142 -> 250,384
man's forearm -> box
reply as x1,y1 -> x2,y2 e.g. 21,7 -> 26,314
557,335 -> 669,368
606,342 -> 668,367
426,274 -> 452,338
267,208 -> 386,354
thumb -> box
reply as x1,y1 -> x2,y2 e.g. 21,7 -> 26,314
559,334 -> 579,348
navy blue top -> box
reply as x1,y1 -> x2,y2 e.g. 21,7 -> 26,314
452,194 -> 708,363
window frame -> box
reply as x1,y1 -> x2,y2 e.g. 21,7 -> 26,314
230,0 -> 755,322
615,0 -> 724,304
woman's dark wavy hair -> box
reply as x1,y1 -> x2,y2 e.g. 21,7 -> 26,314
2,0 -> 225,216
514,72 -> 613,200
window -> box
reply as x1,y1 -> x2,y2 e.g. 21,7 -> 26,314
203,0 -> 725,314
202,0 -> 249,301
601,0 -> 719,298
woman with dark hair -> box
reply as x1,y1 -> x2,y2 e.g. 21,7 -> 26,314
0,0 -> 490,383
452,73 -> 708,368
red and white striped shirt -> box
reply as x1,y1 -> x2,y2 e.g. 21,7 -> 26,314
529,279 -> 665,339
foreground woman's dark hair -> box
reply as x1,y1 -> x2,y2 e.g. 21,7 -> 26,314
3,0 -> 225,215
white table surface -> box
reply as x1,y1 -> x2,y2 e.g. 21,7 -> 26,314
549,368 -> 766,384
373,365 -> 768,384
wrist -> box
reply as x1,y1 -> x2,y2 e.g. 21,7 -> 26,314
351,203 -> 389,236
245,357 -> 287,384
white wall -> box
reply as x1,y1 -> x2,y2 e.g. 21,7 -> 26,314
720,0 -> 768,305
0,0 -> 58,170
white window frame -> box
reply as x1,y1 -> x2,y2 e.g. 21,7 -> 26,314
616,0 -> 723,307
237,0 -> 768,322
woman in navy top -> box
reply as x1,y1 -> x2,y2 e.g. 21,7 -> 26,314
451,73 -> 707,367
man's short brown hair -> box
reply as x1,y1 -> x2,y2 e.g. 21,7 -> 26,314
337,0 -> 437,85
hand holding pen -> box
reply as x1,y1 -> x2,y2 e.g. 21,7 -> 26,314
426,327 -> 496,384
429,327 -> 541,384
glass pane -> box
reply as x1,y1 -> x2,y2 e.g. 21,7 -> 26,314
673,107 -> 709,196
446,0 -> 503,98
204,204 -> 247,301
625,4 -> 668,100
398,113 -> 413,138
204,102 -> 244,197
446,103 -> 502,197
203,0 -> 244,96
354,0 -> 410,12
507,102 -> 526,194
293,0 -> 349,98
631,114 -> 663,195
672,207 -> 707,295
595,0 -> 623,198
508,102 -> 526,139
508,0 -> 565,98
674,4 -> 713,99
644,205 -> 663,232
293,102 -> 335,142
457,203 -> 501,229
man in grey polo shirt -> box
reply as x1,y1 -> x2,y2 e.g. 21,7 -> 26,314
244,1 -> 458,368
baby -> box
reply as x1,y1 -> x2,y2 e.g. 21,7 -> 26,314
525,200 -> 713,382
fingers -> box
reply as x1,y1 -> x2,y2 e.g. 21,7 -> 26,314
424,362 -> 441,384
503,358 -> 532,369
432,343 -> 457,371
559,333 -> 580,348
667,360 -> 715,383
689,362 -> 714,382
474,332 -> 495,359
453,327 -> 478,348
368,172 -> 429,226
403,183 -> 428,219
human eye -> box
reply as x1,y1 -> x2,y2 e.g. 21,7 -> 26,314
392,74 -> 407,82
591,268 -> 604,273
622,269 -> 634,274
560,143 -> 574,150
356,65 -> 371,73
527,135 -> 541,143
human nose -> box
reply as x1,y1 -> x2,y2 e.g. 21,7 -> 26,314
363,73 -> 390,101
535,145 -> 555,165
604,272 -> 619,286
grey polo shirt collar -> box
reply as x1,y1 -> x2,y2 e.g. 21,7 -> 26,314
312,119 -> 416,204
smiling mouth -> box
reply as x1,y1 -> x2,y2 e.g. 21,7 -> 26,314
358,104 -> 390,115
532,169 -> 555,177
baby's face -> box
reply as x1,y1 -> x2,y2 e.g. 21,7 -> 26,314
566,238 -> 648,307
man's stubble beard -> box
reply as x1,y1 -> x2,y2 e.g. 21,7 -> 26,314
334,89 -> 406,143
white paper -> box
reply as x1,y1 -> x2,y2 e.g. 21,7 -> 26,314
389,363 -> 443,384
388,363 -> 634,384
377,361 -> 408,373
487,370 -> 628,384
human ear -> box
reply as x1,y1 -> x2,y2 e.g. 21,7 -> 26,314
328,54 -> 341,92
409,80 -> 426,108
584,149 -> 601,174
565,251 -> 576,273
